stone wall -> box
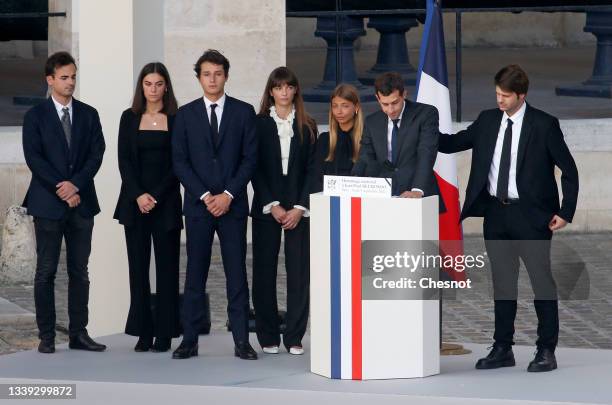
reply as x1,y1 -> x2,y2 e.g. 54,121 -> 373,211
164,0 -> 286,108
287,12 -> 593,50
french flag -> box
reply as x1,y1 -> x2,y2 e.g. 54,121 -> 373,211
415,0 -> 465,281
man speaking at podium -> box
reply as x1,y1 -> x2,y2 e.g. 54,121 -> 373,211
353,72 -> 443,211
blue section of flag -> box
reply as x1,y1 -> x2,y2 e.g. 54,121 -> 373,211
330,196 -> 341,379
416,0 -> 449,96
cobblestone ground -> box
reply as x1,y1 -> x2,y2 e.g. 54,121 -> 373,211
1,233 -> 611,355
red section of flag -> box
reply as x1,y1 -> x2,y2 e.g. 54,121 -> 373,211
435,172 -> 466,282
350,197 -> 362,380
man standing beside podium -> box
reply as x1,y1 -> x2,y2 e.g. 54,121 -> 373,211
353,72 -> 442,208
438,65 -> 579,372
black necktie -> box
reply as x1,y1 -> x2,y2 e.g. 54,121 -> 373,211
496,118 -> 513,200
210,103 -> 219,146
391,119 -> 400,163
61,107 -> 71,149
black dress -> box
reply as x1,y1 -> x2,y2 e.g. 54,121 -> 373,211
312,128 -> 354,192
114,109 -> 182,340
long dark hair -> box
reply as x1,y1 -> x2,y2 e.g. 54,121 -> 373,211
258,66 -> 317,143
131,62 -> 178,115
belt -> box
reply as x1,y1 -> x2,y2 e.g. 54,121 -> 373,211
490,195 -> 520,205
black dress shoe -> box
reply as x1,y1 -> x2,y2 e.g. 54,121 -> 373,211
38,339 -> 55,354
151,337 -> 171,353
475,345 -> 515,369
134,336 -> 153,352
527,348 -> 557,372
69,333 -> 107,352
234,342 -> 258,360
172,341 -> 198,359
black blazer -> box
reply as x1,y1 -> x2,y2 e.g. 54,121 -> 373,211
113,109 -> 182,230
22,97 -> 105,220
250,115 -> 316,221
439,104 -> 579,230
352,100 -> 445,211
172,96 -> 257,218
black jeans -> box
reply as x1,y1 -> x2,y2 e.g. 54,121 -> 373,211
483,198 -> 559,350
33,210 -> 94,341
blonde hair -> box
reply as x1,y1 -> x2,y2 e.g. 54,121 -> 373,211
326,84 -> 363,162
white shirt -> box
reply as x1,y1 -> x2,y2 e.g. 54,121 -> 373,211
200,93 -> 232,201
262,106 -> 309,217
384,100 -> 423,195
487,101 -> 526,199
270,106 -> 295,175
51,95 -> 73,124
203,93 -> 225,130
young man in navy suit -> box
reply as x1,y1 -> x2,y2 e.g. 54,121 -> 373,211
22,52 -> 106,353
172,49 -> 258,360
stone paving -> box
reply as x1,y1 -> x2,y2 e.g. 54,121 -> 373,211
0,232 -> 611,355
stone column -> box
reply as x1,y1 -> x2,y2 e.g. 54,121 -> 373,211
75,0 -> 164,336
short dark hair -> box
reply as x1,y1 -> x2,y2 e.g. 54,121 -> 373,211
495,64 -> 529,95
374,72 -> 404,97
194,49 -> 230,77
45,51 -> 76,76
131,62 -> 178,115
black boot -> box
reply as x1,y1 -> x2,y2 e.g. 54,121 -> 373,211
527,347 -> 557,372
475,345 -> 515,369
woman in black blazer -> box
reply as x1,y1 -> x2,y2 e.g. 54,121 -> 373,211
313,83 -> 364,192
113,62 -> 182,353
251,67 -> 317,355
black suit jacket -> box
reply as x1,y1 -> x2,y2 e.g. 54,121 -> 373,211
352,100 -> 445,211
113,109 -> 183,230
22,97 -> 105,220
250,115 -> 316,221
171,96 -> 257,218
438,104 -> 579,230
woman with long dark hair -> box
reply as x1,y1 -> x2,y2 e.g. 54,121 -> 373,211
113,62 -> 182,352
251,67 -> 317,355
313,83 -> 364,192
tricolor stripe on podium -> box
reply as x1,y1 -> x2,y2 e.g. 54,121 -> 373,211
329,196 -> 362,380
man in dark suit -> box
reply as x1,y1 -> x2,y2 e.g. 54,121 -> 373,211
22,51 -> 106,354
353,72 -> 443,209
439,65 -> 579,372
171,49 -> 258,360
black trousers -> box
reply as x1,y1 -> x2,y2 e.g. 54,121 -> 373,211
33,211 -> 93,341
182,215 -> 250,345
483,198 -> 559,350
124,219 -> 181,338
252,217 -> 310,349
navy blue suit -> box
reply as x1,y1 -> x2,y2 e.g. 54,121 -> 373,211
22,98 -> 105,220
22,97 -> 105,341
172,95 -> 257,344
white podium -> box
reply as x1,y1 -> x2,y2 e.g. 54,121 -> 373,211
310,194 -> 440,380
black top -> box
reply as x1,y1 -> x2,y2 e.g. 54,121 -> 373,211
312,129 -> 354,193
138,130 -> 171,192
113,109 -> 182,231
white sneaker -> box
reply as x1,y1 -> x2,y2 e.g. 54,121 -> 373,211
289,346 -> 304,355
262,345 -> 279,354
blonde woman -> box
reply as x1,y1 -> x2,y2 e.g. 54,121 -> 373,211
313,83 -> 364,192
